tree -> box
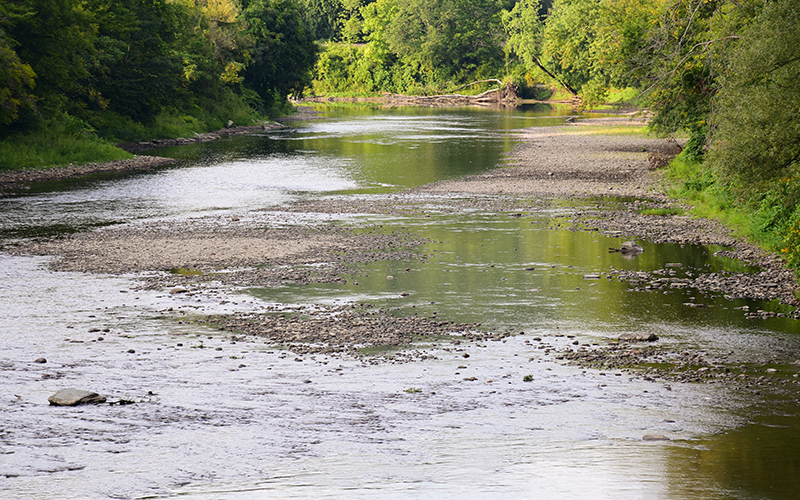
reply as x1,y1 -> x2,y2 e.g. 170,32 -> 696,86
503,0 -> 575,93
384,0 -> 506,85
0,2 -> 37,126
709,0 -> 800,195
301,0 -> 345,40
2,0 -> 96,117
242,0 -> 319,112
86,0 -> 187,122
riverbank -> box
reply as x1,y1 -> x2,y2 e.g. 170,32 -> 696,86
0,123 -> 287,195
0,156 -> 179,194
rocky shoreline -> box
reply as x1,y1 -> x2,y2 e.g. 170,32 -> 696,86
0,122 -> 288,194
0,156 -> 180,194
7,116 -> 800,393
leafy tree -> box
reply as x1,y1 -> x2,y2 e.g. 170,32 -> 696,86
709,0 -> 800,195
503,0 -> 572,93
2,0 -> 97,117
86,0 -> 187,123
384,0 -> 506,85
301,0 -> 345,40
0,38 -> 36,125
242,0 -> 319,112
626,0 -> 744,147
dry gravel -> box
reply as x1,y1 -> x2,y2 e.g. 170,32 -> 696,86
417,121 -> 677,199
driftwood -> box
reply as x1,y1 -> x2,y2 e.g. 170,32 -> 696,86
381,81 -> 520,107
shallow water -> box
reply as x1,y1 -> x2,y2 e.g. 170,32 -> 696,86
2,105 -> 799,499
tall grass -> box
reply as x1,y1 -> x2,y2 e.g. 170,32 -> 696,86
665,152 -> 800,272
0,114 -> 131,171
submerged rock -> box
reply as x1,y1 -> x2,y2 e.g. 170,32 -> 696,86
48,388 -> 106,406
619,333 -> 659,342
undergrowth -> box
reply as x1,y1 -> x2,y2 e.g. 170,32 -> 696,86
0,113 -> 132,171
665,152 -> 800,272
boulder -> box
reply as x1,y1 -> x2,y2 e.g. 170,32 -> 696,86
620,240 -> 644,254
48,388 -> 106,406
642,434 -> 670,441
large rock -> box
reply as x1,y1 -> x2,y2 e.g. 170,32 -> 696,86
48,388 -> 106,406
620,240 -> 644,254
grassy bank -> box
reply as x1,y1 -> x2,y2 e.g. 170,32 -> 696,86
665,153 -> 800,273
0,95 -> 272,172
0,114 -> 133,171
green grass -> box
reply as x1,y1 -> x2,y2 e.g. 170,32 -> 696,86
664,152 -> 781,250
0,89 -> 270,171
605,87 -> 641,105
0,115 -> 131,171
564,124 -> 650,136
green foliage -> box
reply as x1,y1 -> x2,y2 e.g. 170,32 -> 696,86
708,0 -> 800,197
243,0 -> 319,112
384,0 -> 506,82
0,37 -> 36,125
0,0 -> 319,168
0,113 -> 131,171
301,0 -> 345,40
313,0 -> 508,94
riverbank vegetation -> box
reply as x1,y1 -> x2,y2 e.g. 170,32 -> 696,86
0,0 -> 317,169
306,0 -> 800,272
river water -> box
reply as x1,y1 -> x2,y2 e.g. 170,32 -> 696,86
1,106 -> 799,499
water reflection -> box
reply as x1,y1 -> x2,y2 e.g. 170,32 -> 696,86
250,212 -> 800,347
0,106 -> 535,243
2,106 -> 799,499
667,401 -> 800,500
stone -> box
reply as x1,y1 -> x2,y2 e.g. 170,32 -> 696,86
642,434 -> 670,441
33,358 -> 47,364
619,333 -> 659,342
169,287 -> 188,294
48,388 -> 106,406
620,240 -> 644,254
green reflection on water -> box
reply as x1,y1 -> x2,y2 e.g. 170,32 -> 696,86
249,211 -> 796,338
667,401 -> 800,500
148,105 -> 574,194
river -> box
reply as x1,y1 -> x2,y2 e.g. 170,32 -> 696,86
1,105 -> 799,499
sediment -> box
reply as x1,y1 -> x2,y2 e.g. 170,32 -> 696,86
7,115 -> 800,380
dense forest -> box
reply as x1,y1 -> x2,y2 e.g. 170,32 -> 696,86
0,0 -> 318,164
1,0 -> 799,270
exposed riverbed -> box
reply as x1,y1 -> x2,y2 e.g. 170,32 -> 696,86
2,106 -> 799,499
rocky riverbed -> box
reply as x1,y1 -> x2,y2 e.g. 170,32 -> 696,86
7,116 -> 800,394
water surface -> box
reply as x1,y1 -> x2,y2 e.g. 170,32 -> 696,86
1,105 -> 799,499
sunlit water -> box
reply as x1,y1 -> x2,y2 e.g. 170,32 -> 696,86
2,106 -> 799,499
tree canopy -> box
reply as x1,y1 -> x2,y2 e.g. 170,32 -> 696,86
0,0 -> 318,139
